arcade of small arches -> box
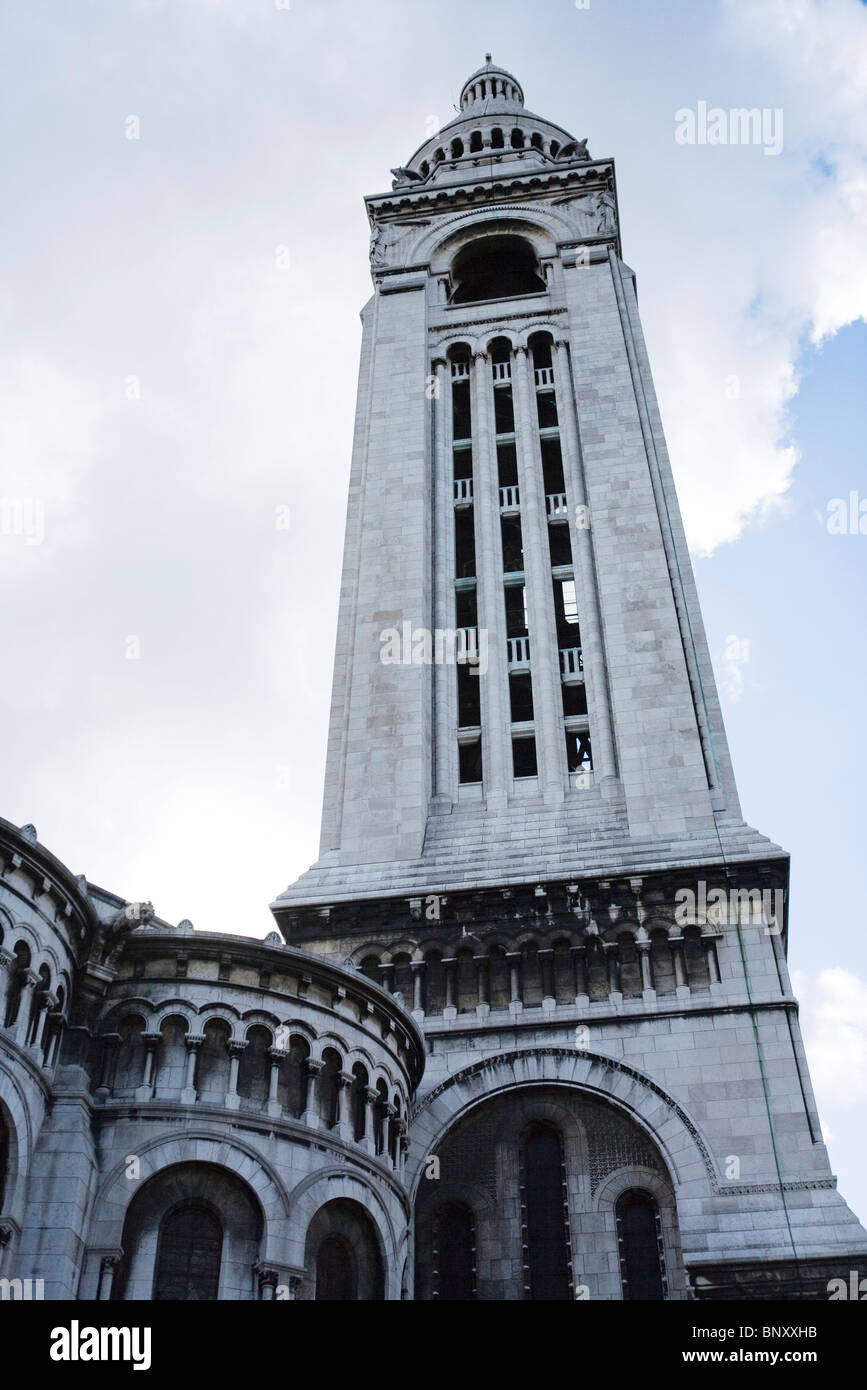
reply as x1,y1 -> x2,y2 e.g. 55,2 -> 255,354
96,1007 -> 411,1171
0,918 -> 69,1070
415,127 -> 586,181
354,921 -> 721,1020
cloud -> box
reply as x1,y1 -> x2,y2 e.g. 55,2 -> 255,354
792,967 -> 867,1108
645,0 -> 867,555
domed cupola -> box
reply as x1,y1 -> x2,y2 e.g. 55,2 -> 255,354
458,55 -> 524,113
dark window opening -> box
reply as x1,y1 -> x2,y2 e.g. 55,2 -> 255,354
451,235 -> 546,304
562,682 -> 588,717
616,1191 -> 666,1301
501,515 -> 524,572
455,509 -> 477,578
458,739 -> 483,784
494,386 -> 515,435
452,380 -> 471,440
530,132 -> 543,149
435,1206 -> 476,1300
537,390 -> 559,429
566,730 -> 593,773
453,445 -> 473,484
434,147 -> 445,163
504,584 -> 529,637
497,441 -> 518,489
509,673 -> 535,724
455,587 -> 477,628
451,138 -> 464,159
510,128 -> 525,149
419,160 -> 430,177
318,1050 -> 341,1129
512,736 -> 538,777
154,1204 -> 222,1302
457,662 -> 481,728
523,1124 -> 571,1300
553,578 -> 581,642
530,335 -> 553,369
541,437 -> 566,494
470,130 -> 483,153
491,128 -> 504,149
548,523 -> 573,567
549,140 -> 560,158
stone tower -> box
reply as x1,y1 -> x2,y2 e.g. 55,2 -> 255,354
272,59 -> 867,1300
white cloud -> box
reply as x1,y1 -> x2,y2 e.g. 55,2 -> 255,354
646,0 -> 867,555
792,967 -> 867,1108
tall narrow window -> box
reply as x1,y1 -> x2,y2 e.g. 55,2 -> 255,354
154,1203 -> 222,1301
315,1234 -> 356,1301
522,1124 -> 571,1300
435,1206 -> 476,1300
616,1190 -> 667,1300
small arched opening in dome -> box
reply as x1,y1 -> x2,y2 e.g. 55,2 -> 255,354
530,132 -> 543,150
549,139 -> 560,158
419,160 -> 430,178
559,142 -> 577,158
490,127 -> 504,149
450,234 -> 546,305
469,130 -> 483,153
451,137 -> 464,159
433,147 -> 445,163
510,128 -> 525,149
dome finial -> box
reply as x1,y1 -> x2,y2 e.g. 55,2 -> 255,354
485,52 -> 492,63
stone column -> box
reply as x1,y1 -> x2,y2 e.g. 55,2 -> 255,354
702,931 -> 722,986
136,1032 -> 161,1101
669,930 -> 689,995
30,989 -> 57,1058
97,1253 -> 122,1301
539,948 -> 555,1004
267,1047 -> 284,1118
225,1040 -> 245,1111
605,942 -> 621,998
0,949 -> 14,1025
474,954 -> 490,1013
363,1087 -> 378,1155
553,337 -> 617,784
411,960 -> 426,1016
507,951 -> 522,1008
95,1031 -> 121,1099
256,1264 -> 279,1300
336,1072 -> 353,1140
378,962 -> 395,995
637,931 -> 654,995
432,355 -> 455,807
14,969 -> 39,1046
512,344 -> 566,801
303,1059 -> 323,1129
381,1104 -> 396,1167
471,349 -> 509,807
181,1035 -> 202,1104
443,957 -> 457,1016
571,945 -> 588,1001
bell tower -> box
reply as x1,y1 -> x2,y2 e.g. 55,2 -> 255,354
273,59 -> 867,1300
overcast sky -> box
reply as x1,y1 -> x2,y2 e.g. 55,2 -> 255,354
2,0 -> 866,1218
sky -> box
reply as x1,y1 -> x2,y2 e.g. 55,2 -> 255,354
1,0 -> 866,1219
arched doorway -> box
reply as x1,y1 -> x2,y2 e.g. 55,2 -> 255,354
414,1084 -> 682,1300
114,1162 -> 263,1301
303,1198 -> 384,1301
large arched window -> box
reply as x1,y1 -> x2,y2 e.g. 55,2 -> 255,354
522,1123 -> 571,1300
315,1234 -> 355,1301
450,235 -> 546,304
434,1205 -> 476,1300
153,1203 -> 223,1301
616,1189 -> 667,1300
